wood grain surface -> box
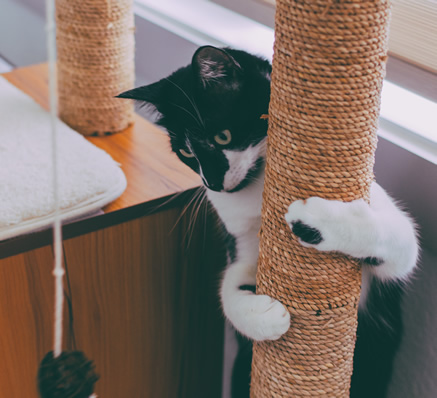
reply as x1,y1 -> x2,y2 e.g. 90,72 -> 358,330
0,208 -> 225,397
62,208 -> 226,398
0,65 -> 226,397
0,246 -> 54,397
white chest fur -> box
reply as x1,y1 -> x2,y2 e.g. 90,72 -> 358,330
207,170 -> 264,264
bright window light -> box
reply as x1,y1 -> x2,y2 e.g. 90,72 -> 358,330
380,81 -> 437,144
135,0 -> 436,158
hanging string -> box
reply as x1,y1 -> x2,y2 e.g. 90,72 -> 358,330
45,0 -> 64,359
37,1 -> 99,397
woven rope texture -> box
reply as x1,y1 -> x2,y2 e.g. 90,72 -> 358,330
251,0 -> 390,396
56,0 -> 135,135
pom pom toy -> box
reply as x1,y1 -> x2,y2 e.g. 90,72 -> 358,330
38,351 -> 99,398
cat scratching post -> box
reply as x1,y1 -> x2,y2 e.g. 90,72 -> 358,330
250,0 -> 391,396
56,0 -> 135,135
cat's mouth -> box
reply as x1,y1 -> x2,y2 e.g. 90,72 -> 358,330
202,157 -> 265,193
225,157 -> 264,193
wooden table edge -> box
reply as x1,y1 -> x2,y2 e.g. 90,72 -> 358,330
1,64 -> 201,258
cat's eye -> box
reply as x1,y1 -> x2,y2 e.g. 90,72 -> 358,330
179,148 -> 195,158
214,129 -> 232,146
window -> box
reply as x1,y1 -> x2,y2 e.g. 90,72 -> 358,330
389,0 -> 437,74
214,0 -> 437,71
136,0 -> 437,159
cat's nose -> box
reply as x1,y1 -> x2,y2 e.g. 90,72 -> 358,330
202,178 -> 223,192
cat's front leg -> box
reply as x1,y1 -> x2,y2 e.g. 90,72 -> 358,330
284,181 -> 419,282
221,261 -> 290,341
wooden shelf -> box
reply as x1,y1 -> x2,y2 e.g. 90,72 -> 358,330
0,64 -> 224,398
1,64 -> 201,258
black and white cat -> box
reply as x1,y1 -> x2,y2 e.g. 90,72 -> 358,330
118,46 -> 419,398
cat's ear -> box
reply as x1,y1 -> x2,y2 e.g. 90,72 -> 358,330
116,80 -> 165,111
192,46 -> 243,93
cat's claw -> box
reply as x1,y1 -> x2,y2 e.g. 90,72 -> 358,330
226,294 -> 290,341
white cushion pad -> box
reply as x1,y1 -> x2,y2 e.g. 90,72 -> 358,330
0,77 -> 127,241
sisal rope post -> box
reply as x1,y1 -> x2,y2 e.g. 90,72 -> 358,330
56,0 -> 135,136
251,0 -> 391,396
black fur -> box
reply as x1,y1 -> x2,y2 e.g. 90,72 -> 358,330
362,256 -> 385,266
232,333 -> 252,398
291,220 -> 324,245
118,46 -> 404,398
351,281 -> 404,398
239,285 -> 256,293
118,46 -> 271,193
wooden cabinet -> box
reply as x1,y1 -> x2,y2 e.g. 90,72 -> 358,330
0,208 -> 225,398
0,246 -> 54,397
0,66 -> 225,398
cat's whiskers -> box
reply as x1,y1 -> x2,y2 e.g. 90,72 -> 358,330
170,102 -> 203,129
169,186 -> 205,236
165,78 -> 205,129
245,172 -> 264,185
148,189 -> 195,214
185,187 -> 208,248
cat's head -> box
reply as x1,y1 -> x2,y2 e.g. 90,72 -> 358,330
118,46 -> 271,192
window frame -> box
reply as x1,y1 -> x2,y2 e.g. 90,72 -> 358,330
135,0 -> 437,163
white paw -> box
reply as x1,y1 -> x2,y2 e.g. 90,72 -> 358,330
285,196 -> 372,256
225,293 -> 290,341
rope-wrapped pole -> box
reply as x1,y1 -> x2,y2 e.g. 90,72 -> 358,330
56,0 -> 135,135
251,0 -> 391,396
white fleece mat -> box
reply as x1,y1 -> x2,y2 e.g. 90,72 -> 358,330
0,77 -> 127,241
